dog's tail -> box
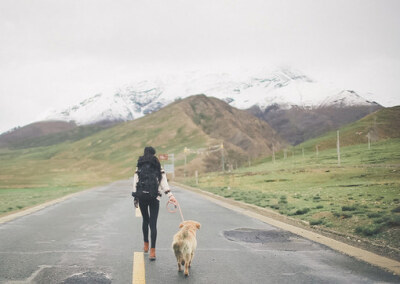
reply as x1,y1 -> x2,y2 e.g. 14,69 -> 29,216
173,241 -> 183,260
173,227 -> 191,262
173,242 -> 181,254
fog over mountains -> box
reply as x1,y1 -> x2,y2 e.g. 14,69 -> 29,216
40,68 -> 380,126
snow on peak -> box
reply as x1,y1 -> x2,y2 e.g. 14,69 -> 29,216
41,83 -> 170,125
42,68 -> 378,125
320,90 -> 379,108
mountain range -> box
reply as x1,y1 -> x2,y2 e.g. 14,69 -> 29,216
0,94 -> 398,196
36,68 -> 381,145
1,67 -> 383,148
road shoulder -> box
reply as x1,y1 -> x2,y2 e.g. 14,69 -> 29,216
0,185 -> 103,224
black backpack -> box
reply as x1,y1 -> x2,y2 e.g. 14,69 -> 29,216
134,162 -> 160,201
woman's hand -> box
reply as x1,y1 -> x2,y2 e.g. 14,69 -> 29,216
134,198 -> 139,208
169,195 -> 177,205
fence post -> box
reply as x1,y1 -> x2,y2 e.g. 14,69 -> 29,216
272,145 -> 275,163
337,130 -> 341,166
368,132 -> 371,150
221,143 -> 225,172
184,147 -> 188,178
171,153 -> 175,180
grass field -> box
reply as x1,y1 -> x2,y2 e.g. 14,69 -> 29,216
0,186 -> 86,216
181,138 -> 400,249
0,99 -> 214,217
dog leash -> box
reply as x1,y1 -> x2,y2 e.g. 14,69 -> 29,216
167,199 -> 185,222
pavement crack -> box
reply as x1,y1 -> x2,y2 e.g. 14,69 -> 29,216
5,265 -> 52,284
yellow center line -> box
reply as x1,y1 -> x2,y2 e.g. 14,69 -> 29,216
136,207 -> 142,217
133,252 -> 146,284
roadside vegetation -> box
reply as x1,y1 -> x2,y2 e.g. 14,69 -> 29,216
181,138 -> 400,249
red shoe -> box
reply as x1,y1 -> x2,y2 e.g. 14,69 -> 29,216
143,242 -> 149,253
149,248 -> 156,260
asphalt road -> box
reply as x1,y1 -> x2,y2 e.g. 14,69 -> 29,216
0,180 -> 399,284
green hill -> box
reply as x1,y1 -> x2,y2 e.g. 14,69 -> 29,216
299,106 -> 400,151
0,95 -> 284,216
0,121 -> 77,148
0,121 -> 121,149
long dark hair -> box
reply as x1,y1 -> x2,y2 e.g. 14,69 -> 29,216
137,146 -> 162,181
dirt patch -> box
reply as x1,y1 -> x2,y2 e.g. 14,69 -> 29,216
311,211 -> 333,219
264,179 -> 291,182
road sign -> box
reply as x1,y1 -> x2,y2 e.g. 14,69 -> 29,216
159,154 -> 169,161
164,164 -> 174,173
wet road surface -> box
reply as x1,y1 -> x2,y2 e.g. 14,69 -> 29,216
0,180 -> 399,283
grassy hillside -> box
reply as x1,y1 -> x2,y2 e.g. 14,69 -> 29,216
4,122 -> 121,149
181,107 -> 400,252
0,95 -> 284,217
249,104 -> 382,145
0,98 -> 208,216
177,95 -> 285,171
299,106 -> 400,151
0,121 -> 77,148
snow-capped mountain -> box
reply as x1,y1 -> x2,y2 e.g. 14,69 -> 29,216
41,68 -> 380,125
320,90 -> 379,108
41,81 -> 166,125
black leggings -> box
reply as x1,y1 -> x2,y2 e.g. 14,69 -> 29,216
138,198 -> 160,248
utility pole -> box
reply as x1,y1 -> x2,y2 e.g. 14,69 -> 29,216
184,147 -> 188,178
170,153 -> 175,180
272,145 -> 275,163
337,130 -> 341,166
316,145 -> 319,158
221,143 -> 225,172
367,132 -> 371,150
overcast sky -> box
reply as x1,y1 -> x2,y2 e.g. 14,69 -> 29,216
1,0 -> 399,133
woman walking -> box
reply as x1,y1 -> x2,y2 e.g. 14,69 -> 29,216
132,146 -> 177,260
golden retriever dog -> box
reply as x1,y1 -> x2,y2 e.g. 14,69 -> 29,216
172,220 -> 201,276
